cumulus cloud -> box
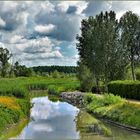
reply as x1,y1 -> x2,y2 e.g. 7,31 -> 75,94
0,1 -> 140,66
34,1 -> 87,41
34,24 -> 56,35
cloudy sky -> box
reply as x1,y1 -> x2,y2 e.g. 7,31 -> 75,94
0,1 -> 140,67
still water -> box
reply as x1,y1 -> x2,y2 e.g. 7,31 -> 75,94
8,96 -> 140,140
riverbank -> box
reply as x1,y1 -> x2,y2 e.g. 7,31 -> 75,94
61,91 -> 140,132
0,96 -> 30,135
85,93 -> 140,131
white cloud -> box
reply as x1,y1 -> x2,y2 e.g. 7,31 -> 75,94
34,24 -> 56,34
10,35 -> 25,44
57,1 -> 88,14
41,1 -> 55,13
1,1 -> 140,67
0,17 -> 6,28
0,42 -> 6,48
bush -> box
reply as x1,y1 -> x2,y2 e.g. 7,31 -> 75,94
77,64 -> 94,92
108,80 -> 140,100
84,93 -> 124,111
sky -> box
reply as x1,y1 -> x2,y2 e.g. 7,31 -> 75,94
0,1 -> 140,67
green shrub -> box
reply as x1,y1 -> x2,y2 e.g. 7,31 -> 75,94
85,93 -> 124,111
108,80 -> 140,100
77,64 -> 94,92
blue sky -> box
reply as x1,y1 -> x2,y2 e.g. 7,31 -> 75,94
0,1 -> 140,66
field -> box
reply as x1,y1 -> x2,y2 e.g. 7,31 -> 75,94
0,76 -> 80,133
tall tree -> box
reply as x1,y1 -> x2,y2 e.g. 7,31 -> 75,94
0,47 -> 12,77
120,11 -> 140,80
77,11 -> 128,89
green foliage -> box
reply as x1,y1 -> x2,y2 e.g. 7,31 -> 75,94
85,93 -> 124,111
85,93 -> 140,129
0,77 -> 79,98
32,65 -> 77,74
14,62 -> 33,77
0,47 -> 12,77
0,80 -> 28,99
136,68 -> 140,80
77,63 -> 94,92
17,99 -> 30,116
108,80 -> 140,100
120,11 -> 140,80
50,70 -> 60,78
77,11 -> 128,87
0,98 -> 30,134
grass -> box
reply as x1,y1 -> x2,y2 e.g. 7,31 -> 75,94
0,119 -> 28,140
0,77 -> 79,98
85,93 -> 140,129
0,96 -> 30,134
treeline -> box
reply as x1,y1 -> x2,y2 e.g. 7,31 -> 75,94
77,11 -> 140,91
32,66 -> 77,74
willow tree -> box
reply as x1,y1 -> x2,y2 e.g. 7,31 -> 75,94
120,11 -> 140,80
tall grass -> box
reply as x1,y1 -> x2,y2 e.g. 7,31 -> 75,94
0,77 -> 80,98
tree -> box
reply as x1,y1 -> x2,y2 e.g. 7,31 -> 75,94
14,61 -> 33,77
0,47 -> 12,77
76,11 -> 128,89
77,62 -> 94,92
120,11 -> 140,80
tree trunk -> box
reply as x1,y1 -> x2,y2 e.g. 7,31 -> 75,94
95,77 -> 100,94
131,59 -> 136,81
130,49 -> 136,81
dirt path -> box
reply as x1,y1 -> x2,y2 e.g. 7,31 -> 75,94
127,99 -> 140,105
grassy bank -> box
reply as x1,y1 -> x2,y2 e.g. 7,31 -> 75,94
84,93 -> 140,129
0,76 -> 79,133
0,96 -> 30,134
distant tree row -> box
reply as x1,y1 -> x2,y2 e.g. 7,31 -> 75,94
77,11 -> 140,91
0,47 -> 33,77
32,66 -> 78,74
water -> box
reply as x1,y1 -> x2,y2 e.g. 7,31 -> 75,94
7,96 -> 140,140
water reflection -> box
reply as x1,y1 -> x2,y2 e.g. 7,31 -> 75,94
10,96 -> 140,140
12,97 -> 80,140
